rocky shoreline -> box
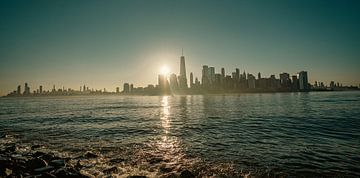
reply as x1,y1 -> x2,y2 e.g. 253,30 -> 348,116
0,143 -> 197,178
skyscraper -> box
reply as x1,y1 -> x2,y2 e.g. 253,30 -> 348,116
178,49 -> 188,90
169,73 -> 179,91
202,65 -> 209,88
235,68 -> 240,82
190,72 -> 194,89
298,71 -> 309,91
23,83 -> 30,95
123,83 -> 130,93
209,67 -> 215,85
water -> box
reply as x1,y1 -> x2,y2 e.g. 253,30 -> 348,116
1,91 -> 360,177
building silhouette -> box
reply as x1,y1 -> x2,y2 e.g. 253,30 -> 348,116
123,83 -> 130,93
23,83 -> 30,96
17,85 -> 21,96
178,49 -> 188,90
298,71 -> 309,91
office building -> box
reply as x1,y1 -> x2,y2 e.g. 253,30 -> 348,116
123,83 -> 130,93
298,71 -> 309,91
178,50 -> 188,90
190,72 -> 194,89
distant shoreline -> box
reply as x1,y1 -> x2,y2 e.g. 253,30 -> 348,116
2,88 -> 359,98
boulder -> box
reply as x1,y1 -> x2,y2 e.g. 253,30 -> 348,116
27,158 -> 48,170
103,166 -> 119,174
34,166 -> 55,173
84,151 -> 98,158
127,176 -> 147,178
179,169 -> 195,178
49,159 -> 65,168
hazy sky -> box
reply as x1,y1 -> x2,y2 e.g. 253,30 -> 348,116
1,0 -> 359,95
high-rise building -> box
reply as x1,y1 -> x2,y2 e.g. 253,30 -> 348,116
39,85 -> 43,94
235,68 -> 240,82
258,72 -> 261,79
202,65 -> 209,88
248,74 -> 256,89
23,83 -> 30,95
116,87 -> 120,93
178,49 -> 188,90
130,84 -> 133,92
209,67 -> 215,85
17,85 -> 21,95
298,71 -> 309,91
221,68 -> 225,78
123,83 -> 130,93
158,74 -> 170,94
169,73 -> 179,91
190,72 -> 194,89
292,75 -> 299,91
279,73 -> 291,89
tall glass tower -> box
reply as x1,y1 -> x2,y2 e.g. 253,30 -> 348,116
179,49 -> 188,89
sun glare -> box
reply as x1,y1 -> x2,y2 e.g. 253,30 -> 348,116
160,65 -> 170,75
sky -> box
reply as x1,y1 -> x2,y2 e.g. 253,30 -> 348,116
0,0 -> 359,95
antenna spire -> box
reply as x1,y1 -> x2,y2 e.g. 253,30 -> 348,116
182,48 -> 183,56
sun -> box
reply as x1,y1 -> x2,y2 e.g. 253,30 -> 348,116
160,65 -> 170,75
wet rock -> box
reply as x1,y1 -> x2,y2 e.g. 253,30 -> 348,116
103,166 -> 119,174
31,144 -> 42,150
163,173 -> 178,178
75,160 -> 84,169
33,151 -> 47,158
54,168 -> 69,177
148,157 -> 163,164
5,144 -> 17,152
5,168 -> 12,176
84,151 -> 98,158
27,158 -> 48,170
34,166 -> 55,173
39,153 -> 57,162
39,172 -> 57,178
109,158 -> 125,163
180,169 -> 195,178
49,159 -> 65,168
160,165 -> 173,173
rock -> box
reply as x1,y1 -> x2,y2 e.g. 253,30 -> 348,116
148,157 -> 163,164
127,176 -> 147,178
27,158 -> 48,170
54,168 -> 68,177
49,159 -> 65,168
159,165 -> 173,173
84,151 -> 98,158
39,172 -> 57,178
5,168 -> 12,176
31,144 -> 42,149
33,151 -> 47,157
179,170 -> 195,178
163,173 -> 178,178
109,158 -> 125,163
5,144 -> 17,152
34,166 -> 55,173
103,166 -> 119,174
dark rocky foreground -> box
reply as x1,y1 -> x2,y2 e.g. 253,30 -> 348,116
0,143 -> 200,178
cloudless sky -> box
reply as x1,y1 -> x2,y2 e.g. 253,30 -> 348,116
0,0 -> 359,95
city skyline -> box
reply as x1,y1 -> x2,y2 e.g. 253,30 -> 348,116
1,0 -> 360,96
5,51 -> 358,97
